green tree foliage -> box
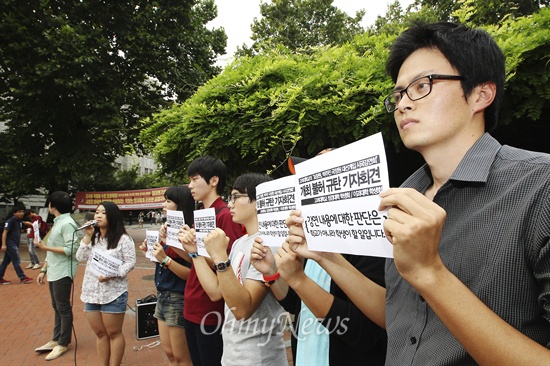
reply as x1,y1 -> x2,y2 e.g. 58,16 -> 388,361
236,0 -> 365,57
489,9 -> 550,124
141,36 -> 398,183
71,164 -> 178,192
414,0 -> 548,25
0,138 -> 38,204
487,8 -> 550,152
369,1 -> 437,35
142,6 -> 550,186
0,0 -> 226,196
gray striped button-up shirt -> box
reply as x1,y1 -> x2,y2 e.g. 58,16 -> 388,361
385,133 -> 550,365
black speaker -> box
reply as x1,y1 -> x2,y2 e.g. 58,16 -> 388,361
136,298 -> 159,340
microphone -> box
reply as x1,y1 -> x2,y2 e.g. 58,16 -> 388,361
77,220 -> 98,230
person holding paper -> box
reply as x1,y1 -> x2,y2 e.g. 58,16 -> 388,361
139,186 -> 194,366
176,155 -> 244,366
76,201 -> 136,366
34,191 -> 79,361
251,235 -> 387,365
182,173 -> 288,366
287,22 -> 550,365
24,209 -> 44,270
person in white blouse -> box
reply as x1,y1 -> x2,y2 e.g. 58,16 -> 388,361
76,201 -> 136,366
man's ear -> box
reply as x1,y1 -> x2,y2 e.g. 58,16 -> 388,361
472,81 -> 496,113
209,176 -> 219,187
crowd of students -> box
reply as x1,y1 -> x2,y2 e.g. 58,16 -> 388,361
2,21 -> 548,365
139,21 -> 549,366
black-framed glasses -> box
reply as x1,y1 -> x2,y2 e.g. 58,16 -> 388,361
229,193 -> 248,204
384,74 -> 465,113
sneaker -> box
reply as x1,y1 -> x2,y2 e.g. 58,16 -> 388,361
0,278 -> 11,285
45,345 -> 68,361
20,276 -> 33,284
25,263 -> 34,269
32,264 -> 41,270
35,341 -> 58,353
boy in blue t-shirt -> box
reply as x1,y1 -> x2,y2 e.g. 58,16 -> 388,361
0,205 -> 33,284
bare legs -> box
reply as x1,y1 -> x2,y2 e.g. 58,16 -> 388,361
158,320 -> 192,366
86,312 -> 126,366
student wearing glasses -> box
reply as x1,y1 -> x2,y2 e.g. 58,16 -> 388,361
285,22 -> 550,365
180,173 -> 287,365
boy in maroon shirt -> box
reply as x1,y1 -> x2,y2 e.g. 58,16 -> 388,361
174,156 -> 243,366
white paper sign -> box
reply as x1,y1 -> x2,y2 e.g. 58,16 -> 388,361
193,208 -> 216,257
166,209 -> 184,249
296,132 -> 393,258
32,221 -> 41,242
256,175 -> 296,247
145,230 -> 159,263
89,250 -> 122,277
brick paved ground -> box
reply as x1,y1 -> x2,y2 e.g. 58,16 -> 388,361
0,225 -> 293,365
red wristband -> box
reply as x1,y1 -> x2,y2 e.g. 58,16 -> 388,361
262,272 -> 280,282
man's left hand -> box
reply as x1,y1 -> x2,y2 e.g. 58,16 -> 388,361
379,188 -> 447,284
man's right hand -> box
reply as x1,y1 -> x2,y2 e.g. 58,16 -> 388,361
275,242 -> 305,288
286,210 -> 326,263
37,272 -> 46,285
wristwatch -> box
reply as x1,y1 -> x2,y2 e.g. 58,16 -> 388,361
213,259 -> 231,272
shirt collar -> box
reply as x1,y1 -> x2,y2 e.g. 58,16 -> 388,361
53,212 -> 71,223
450,133 -> 501,183
402,133 -> 502,190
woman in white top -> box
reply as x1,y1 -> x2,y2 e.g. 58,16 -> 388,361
76,201 -> 136,366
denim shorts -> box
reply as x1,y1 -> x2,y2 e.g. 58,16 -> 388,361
154,291 -> 185,327
84,291 -> 128,314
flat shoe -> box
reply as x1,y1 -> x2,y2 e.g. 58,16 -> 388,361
45,345 -> 68,361
35,341 -> 58,353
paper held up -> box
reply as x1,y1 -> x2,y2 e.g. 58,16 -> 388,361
165,209 -> 185,250
256,175 -> 296,247
89,250 -> 122,277
145,230 -> 159,263
194,207 -> 216,258
294,132 -> 393,258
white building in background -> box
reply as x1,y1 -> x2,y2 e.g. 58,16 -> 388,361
115,154 -> 158,175
0,192 -> 48,221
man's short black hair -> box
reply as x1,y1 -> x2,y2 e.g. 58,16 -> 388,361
187,156 -> 228,195
12,204 -> 26,214
49,191 -> 73,214
386,22 -> 505,132
232,173 -> 273,201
